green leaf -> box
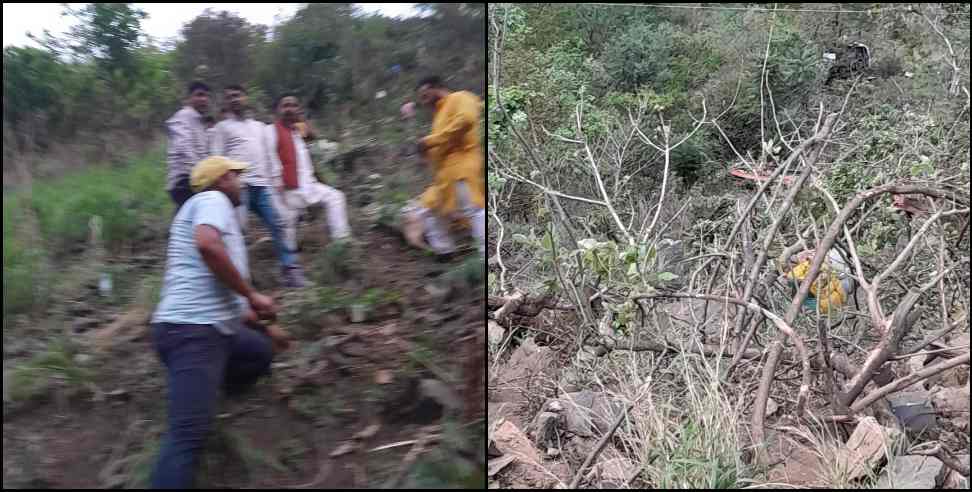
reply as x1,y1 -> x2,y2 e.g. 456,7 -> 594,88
627,262 -> 639,278
658,272 -> 679,282
541,230 -> 553,251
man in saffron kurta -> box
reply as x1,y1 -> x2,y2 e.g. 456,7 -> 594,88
413,75 -> 485,255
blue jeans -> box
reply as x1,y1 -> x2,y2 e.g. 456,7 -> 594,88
240,185 -> 296,267
149,322 -> 273,489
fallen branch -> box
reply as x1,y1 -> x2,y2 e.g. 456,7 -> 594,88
610,339 -> 763,360
492,292 -> 524,324
633,292 -> 811,417
568,402 -> 635,489
849,352 -> 970,413
488,293 -> 570,319
911,443 -> 971,477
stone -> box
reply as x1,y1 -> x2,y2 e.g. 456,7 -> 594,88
875,455 -> 945,489
836,417 -> 904,481
553,390 -> 625,438
888,390 -> 938,434
488,320 -> 505,348
494,338 -> 558,404
492,420 -> 547,486
418,378 -> 462,415
942,455 -> 969,489
71,317 -> 99,334
765,398 -> 780,418
487,455 -> 517,477
530,411 -> 564,449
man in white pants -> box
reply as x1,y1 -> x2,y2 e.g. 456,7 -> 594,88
211,84 -> 307,288
409,75 -> 486,257
265,94 -> 350,251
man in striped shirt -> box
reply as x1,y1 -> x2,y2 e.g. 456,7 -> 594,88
165,81 -> 212,211
210,84 -> 307,288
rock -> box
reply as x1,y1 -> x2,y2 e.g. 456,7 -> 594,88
836,417 -> 903,481
487,455 -> 517,477
530,411 -> 563,449
551,390 -> 625,438
492,420 -> 549,486
73,354 -> 93,365
876,455 -> 945,489
546,448 -> 561,458
942,455 -> 969,489
488,320 -> 505,348
424,283 -> 451,303
586,453 -> 637,488
494,338 -> 558,404
72,317 -> 99,334
767,443 -> 828,487
416,378 -> 462,419
932,383 -> 970,432
765,398 -> 780,418
888,390 -> 937,434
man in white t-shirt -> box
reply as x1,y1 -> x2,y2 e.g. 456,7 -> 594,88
149,156 -> 292,488
211,84 -> 307,288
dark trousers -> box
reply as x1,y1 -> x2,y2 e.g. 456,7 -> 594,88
168,177 -> 194,216
149,322 -> 273,489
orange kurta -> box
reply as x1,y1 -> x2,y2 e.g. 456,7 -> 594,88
419,91 -> 486,215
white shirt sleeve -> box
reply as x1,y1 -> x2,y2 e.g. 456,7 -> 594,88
210,122 -> 225,156
264,123 -> 283,187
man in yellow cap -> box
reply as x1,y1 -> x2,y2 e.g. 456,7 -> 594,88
412,75 -> 485,257
149,156 -> 292,488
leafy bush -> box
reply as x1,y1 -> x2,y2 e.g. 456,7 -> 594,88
28,147 -> 171,256
603,22 -> 680,92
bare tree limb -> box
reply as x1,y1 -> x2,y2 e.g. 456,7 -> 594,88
850,352 -> 970,413
569,402 -> 636,489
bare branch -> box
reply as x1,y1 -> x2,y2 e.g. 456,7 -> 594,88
850,352 -> 970,413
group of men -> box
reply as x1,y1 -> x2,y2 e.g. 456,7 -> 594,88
149,76 -> 485,488
165,81 -> 349,288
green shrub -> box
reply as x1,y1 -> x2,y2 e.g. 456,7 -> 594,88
28,146 -> 171,256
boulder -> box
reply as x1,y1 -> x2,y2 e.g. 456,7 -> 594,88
494,338 -> 558,404
875,455 -> 945,489
887,390 -> 937,434
835,416 -> 903,481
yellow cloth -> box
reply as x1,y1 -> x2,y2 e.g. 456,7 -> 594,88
419,91 -> 486,217
787,260 -> 846,313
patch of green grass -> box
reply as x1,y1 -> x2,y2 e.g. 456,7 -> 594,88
223,430 -> 289,474
441,255 -> 485,289
27,146 -> 171,257
3,146 -> 170,322
124,433 -> 161,488
2,195 -> 50,323
4,341 -> 92,404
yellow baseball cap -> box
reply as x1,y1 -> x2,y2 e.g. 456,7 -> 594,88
191,156 -> 248,192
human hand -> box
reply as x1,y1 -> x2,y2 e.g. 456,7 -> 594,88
265,324 -> 292,353
247,291 -> 277,320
